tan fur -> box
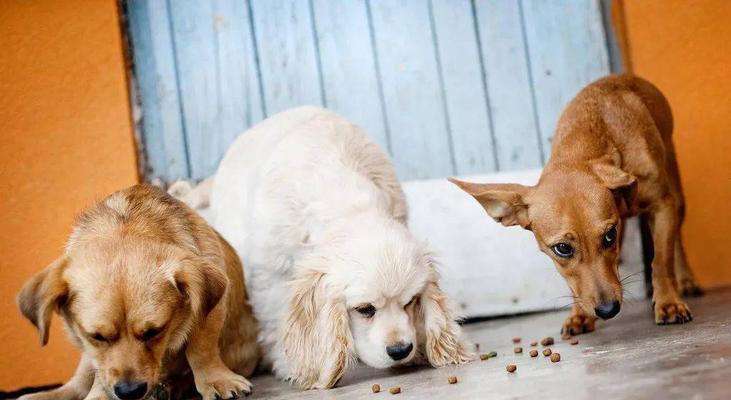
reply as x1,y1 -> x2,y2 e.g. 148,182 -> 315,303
451,74 -> 699,332
16,185 -> 259,400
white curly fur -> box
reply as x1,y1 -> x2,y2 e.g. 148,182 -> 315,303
208,106 -> 472,388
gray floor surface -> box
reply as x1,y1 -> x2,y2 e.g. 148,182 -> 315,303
249,288 -> 731,399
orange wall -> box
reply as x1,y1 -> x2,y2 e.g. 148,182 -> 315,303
0,0 -> 138,390
617,0 -> 731,287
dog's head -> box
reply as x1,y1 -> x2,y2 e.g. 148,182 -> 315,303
281,217 -> 471,389
450,158 -> 637,321
17,189 -> 226,400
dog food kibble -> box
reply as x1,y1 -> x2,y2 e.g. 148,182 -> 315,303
488,351 -> 498,358
541,337 -> 554,346
514,347 -> 523,354
372,384 -> 381,393
550,353 -> 561,363
506,364 -> 517,373
512,337 -> 521,343
479,353 -> 490,360
389,387 -> 401,395
543,348 -> 552,357
529,350 -> 538,357
448,376 -> 458,384
530,341 -> 538,347
569,338 -> 579,345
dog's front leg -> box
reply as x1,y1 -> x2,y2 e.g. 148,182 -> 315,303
561,304 -> 596,336
82,374 -> 109,400
19,354 -> 94,400
650,197 -> 693,324
186,309 -> 252,399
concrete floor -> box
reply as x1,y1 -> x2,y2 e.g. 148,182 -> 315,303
249,288 -> 731,400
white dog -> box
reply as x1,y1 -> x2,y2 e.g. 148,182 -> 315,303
193,106 -> 471,389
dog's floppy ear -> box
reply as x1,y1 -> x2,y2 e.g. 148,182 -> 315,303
174,255 -> 228,317
448,178 -> 532,229
281,266 -> 353,389
415,254 -> 473,367
591,159 -> 638,214
17,256 -> 70,345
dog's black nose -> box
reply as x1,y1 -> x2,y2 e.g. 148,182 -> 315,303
386,342 -> 413,361
594,301 -> 621,320
113,380 -> 148,400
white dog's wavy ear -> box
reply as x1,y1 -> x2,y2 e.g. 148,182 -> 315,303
17,256 -> 69,345
281,269 -> 353,389
415,255 -> 473,366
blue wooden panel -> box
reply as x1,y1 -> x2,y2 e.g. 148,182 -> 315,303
311,0 -> 389,152
474,1 -> 544,170
211,0 -> 266,155
368,0 -> 454,180
168,0 -> 221,179
521,0 -> 610,152
249,0 -> 323,115
430,0 -> 496,175
127,0 -> 189,181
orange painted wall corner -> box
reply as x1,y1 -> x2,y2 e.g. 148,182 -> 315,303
0,0 -> 139,390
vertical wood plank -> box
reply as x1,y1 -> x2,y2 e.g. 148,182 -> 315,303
211,0 -> 265,157
168,0 -> 222,179
430,0 -> 496,175
368,0 -> 454,180
127,0 -> 189,181
311,0 -> 389,151
249,0 -> 323,116
474,1 -> 543,170
522,0 -> 610,155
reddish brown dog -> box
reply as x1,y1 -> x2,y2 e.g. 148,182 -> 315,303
17,185 -> 259,400
451,74 -> 700,335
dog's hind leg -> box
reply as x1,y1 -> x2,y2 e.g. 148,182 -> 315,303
674,237 -> 703,297
664,140 -> 702,297
650,196 -> 693,324
19,354 -> 94,400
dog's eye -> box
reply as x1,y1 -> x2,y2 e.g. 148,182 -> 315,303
603,226 -> 618,248
90,333 -> 108,343
141,328 -> 162,342
356,304 -> 376,318
551,243 -> 574,258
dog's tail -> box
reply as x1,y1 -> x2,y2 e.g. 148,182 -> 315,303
168,176 -> 214,210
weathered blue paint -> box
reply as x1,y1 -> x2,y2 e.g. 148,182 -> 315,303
128,0 -> 614,182
311,0 -> 389,151
368,0 -> 454,180
249,0 -> 324,116
430,0 -> 497,175
127,0 -> 189,181
474,0 -> 544,170
521,0 -> 610,154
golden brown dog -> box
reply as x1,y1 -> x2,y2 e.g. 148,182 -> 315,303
451,74 -> 700,334
17,185 -> 259,400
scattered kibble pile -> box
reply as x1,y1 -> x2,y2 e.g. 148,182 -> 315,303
370,332 -> 579,393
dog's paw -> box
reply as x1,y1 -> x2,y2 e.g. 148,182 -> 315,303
654,299 -> 693,324
561,313 -> 596,336
196,370 -> 252,399
678,278 -> 704,298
